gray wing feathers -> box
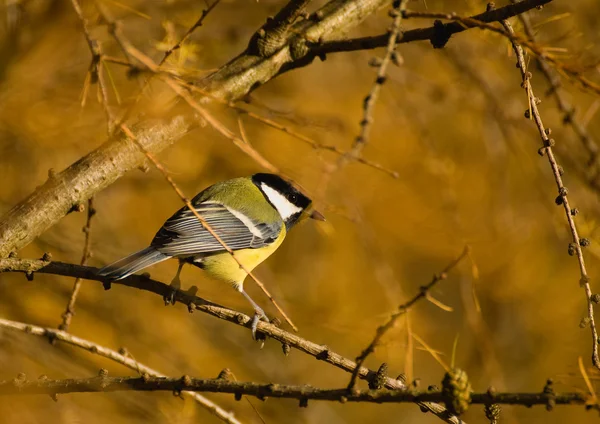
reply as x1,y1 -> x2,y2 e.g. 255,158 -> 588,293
97,246 -> 169,280
151,203 -> 281,257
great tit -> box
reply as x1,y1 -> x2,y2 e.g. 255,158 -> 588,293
98,173 -> 324,335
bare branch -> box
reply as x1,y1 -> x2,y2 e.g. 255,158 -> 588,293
291,0 -> 552,68
0,374 -> 593,410
58,198 -> 95,332
513,5 -> 600,189
0,318 -> 241,424
501,16 -> 599,369
158,0 -> 222,66
350,0 -> 407,159
0,116 -> 191,258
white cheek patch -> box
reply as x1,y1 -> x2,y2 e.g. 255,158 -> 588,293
261,183 -> 302,220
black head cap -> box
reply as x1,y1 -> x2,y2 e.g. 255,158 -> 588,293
251,173 -> 312,229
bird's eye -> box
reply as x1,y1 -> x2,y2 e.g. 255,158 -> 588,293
289,193 -> 297,203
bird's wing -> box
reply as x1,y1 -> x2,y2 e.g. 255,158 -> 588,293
151,202 -> 282,257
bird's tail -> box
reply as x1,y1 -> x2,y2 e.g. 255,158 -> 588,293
97,247 -> 169,280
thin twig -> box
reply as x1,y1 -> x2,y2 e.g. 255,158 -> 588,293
94,0 -> 222,137
349,0 -> 407,159
400,9 -> 600,97
158,0 -> 222,66
319,0 -> 408,194
70,0 -> 114,133
0,258 -> 462,424
501,18 -> 599,369
162,79 -> 279,172
0,318 -> 241,424
347,247 -> 469,390
58,198 -> 95,332
183,82 -> 400,178
513,6 -> 600,187
0,373 -> 595,409
120,124 -> 296,332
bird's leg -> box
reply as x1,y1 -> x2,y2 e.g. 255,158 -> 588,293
240,288 -> 269,340
164,260 -> 184,306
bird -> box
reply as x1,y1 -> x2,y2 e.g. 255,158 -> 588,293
98,173 -> 324,337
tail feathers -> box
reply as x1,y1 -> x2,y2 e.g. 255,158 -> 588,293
98,247 -> 169,280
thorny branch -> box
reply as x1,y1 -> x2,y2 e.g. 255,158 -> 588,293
347,247 -> 469,390
500,17 -> 599,369
58,198 -> 95,332
0,374 -> 594,410
0,318 -> 241,424
0,258 -> 462,424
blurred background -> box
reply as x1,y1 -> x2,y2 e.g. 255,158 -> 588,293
1,0 -> 600,422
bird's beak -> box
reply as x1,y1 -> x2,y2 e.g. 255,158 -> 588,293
309,209 -> 326,221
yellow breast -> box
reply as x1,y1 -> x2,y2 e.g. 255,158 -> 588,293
199,226 -> 287,289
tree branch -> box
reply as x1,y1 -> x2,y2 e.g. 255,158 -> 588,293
0,317 -> 241,423
0,117 -> 191,258
290,0 -> 552,68
501,14 -> 599,369
0,374 -> 592,409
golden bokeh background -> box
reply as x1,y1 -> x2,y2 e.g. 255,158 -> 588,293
1,0 -> 600,423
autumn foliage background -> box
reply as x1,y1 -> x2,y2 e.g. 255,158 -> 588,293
1,0 -> 600,422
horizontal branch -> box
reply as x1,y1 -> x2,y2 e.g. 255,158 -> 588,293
1,374 -> 591,409
297,0 -> 552,62
0,257 -> 460,423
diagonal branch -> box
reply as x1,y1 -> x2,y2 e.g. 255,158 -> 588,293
501,17 -> 599,369
513,5 -> 600,189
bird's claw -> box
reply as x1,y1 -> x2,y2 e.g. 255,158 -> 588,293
163,275 -> 181,306
163,289 -> 177,306
251,309 -> 270,342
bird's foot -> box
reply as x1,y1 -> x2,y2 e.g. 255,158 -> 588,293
251,307 -> 270,341
163,276 -> 181,306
